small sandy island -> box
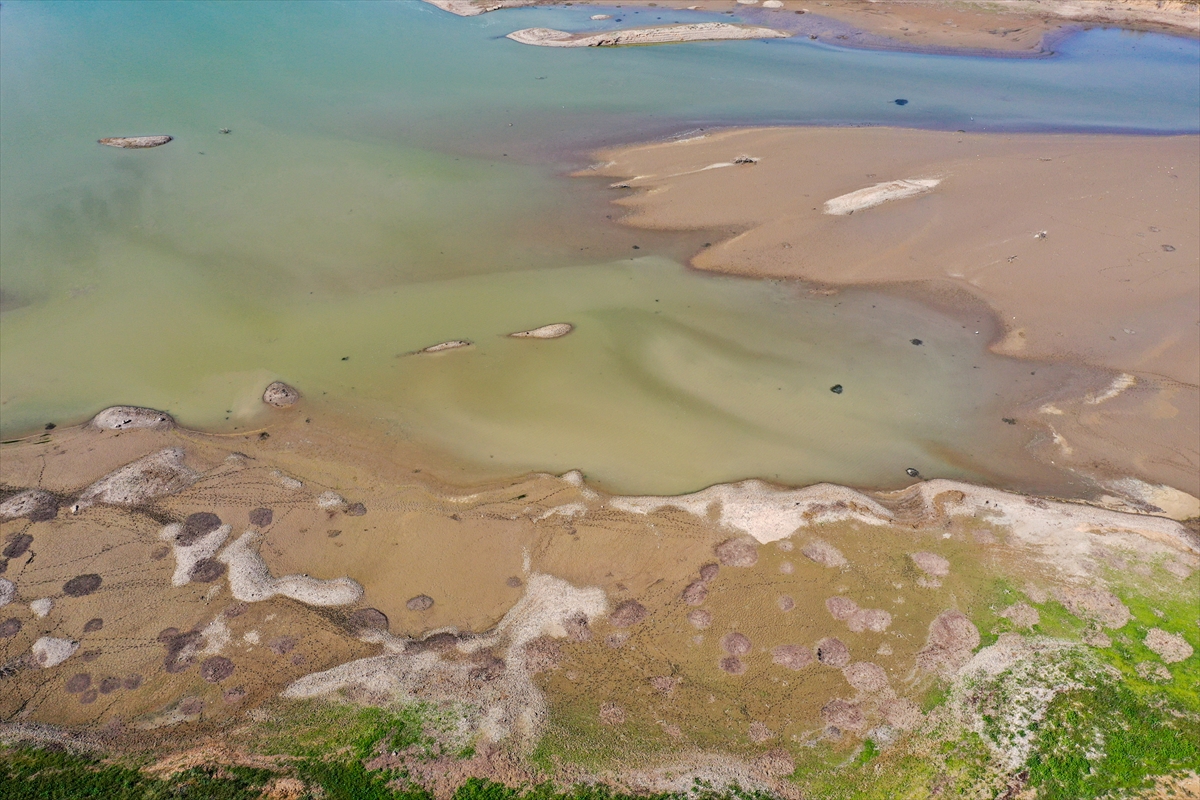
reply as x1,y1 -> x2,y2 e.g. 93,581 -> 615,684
98,136 -> 173,149
508,323 -> 574,339
507,22 -> 791,47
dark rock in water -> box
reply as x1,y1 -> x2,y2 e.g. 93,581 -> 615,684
894,99 -> 908,105
906,468 -> 920,478
610,600 -> 648,628
3,534 -> 33,559
83,618 -> 104,633
90,406 -> 174,430
44,423 -> 56,430
0,618 -> 22,638
406,594 -> 434,612
830,384 -> 843,394
348,607 -> 389,632
178,512 -> 222,546
344,502 -> 367,517
200,656 -> 235,683
98,136 -> 173,149
0,489 -> 59,522
910,338 -> 923,345
189,558 -> 227,583
248,507 -> 273,527
262,381 -> 300,408
63,574 -> 102,597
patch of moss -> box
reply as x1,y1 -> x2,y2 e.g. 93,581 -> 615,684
1024,680 -> 1200,799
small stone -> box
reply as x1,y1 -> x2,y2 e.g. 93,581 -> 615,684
1145,628 -> 1193,663
721,631 -> 752,655
830,384 -> 843,394
599,702 -> 625,725
348,608 -> 389,632
610,600 -> 648,627
189,558 -> 226,583
911,552 -> 950,578
3,534 -> 34,559
406,594 -> 434,612
816,637 -> 851,667
83,618 -> 104,633
344,502 -> 367,516
248,508 -> 273,527
200,656 -> 235,683
719,655 -> 746,675
681,581 -> 708,605
62,574 -> 102,597
771,644 -> 812,670
262,382 -> 300,408
178,512 -> 222,546
715,538 -> 758,567
65,673 -> 92,693
843,661 -> 889,693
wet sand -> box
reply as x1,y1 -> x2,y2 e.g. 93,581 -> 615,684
587,127 -> 1199,494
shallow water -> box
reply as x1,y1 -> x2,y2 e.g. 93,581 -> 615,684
1,1 -> 1197,492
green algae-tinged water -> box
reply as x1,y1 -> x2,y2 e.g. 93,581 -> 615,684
2,1 -> 1198,492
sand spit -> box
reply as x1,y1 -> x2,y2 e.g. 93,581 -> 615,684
506,23 -> 790,47
823,178 -> 940,215
98,136 -> 173,149
217,530 -> 363,606
90,406 -> 174,430
508,323 -> 574,339
72,447 -> 197,512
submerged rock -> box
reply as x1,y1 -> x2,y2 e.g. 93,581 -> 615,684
262,381 -> 300,408
90,406 -> 174,430
98,136 -> 173,149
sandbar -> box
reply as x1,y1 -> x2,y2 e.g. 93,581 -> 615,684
588,127 -> 1199,493
507,22 -> 790,47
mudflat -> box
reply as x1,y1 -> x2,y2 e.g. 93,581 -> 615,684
588,127 -> 1199,493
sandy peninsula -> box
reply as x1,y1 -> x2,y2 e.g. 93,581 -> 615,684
423,0 -> 1199,54
507,22 -> 790,46
588,127 -> 1199,493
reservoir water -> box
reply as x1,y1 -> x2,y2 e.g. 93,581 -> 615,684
1,0 -> 1197,493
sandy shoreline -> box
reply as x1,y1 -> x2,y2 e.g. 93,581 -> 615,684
587,127 -> 1199,494
423,0 -> 1200,55
506,22 -> 790,46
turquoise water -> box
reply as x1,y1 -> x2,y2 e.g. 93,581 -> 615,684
1,0 -> 1196,492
